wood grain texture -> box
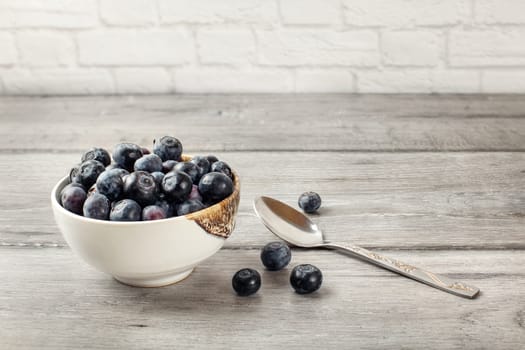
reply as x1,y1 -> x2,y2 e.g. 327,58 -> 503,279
0,95 -> 524,152
0,247 -> 523,350
1,94 -> 525,349
1,152 -> 524,249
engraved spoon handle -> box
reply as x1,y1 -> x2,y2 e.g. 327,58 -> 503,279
324,242 -> 480,299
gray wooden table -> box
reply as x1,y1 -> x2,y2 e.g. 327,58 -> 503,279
1,95 -> 524,349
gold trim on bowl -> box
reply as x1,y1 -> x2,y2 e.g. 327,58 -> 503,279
185,171 -> 240,239
182,155 -> 240,239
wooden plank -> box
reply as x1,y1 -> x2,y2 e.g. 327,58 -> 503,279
0,95 -> 524,152
2,152 -> 524,249
0,247 -> 523,349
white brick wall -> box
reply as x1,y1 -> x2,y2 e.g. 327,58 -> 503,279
1,0 -> 525,94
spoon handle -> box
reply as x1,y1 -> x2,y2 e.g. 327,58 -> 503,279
324,243 -> 480,298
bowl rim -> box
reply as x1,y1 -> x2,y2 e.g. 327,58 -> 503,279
51,168 -> 240,226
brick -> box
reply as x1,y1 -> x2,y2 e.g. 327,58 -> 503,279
100,0 -> 157,26
382,31 -> 442,67
280,0 -> 340,25
0,33 -> 16,65
257,30 -> 379,66
158,0 -> 278,24
482,70 -> 525,93
358,70 -> 433,93
431,70 -> 480,93
174,68 -> 293,92
343,0 -> 470,27
295,70 -> 354,92
78,30 -> 193,66
2,69 -> 114,95
197,29 -> 255,65
449,29 -> 525,66
0,0 -> 97,29
114,68 -> 173,93
18,32 -> 74,67
475,0 -> 525,24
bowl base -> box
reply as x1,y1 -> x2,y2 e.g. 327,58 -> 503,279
113,268 -> 194,288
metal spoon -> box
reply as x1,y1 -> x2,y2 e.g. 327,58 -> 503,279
253,196 -> 480,299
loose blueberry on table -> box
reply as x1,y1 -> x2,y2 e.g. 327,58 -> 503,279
260,241 -> 292,271
298,192 -> 322,213
290,264 -> 323,294
232,268 -> 261,296
59,136 -> 235,221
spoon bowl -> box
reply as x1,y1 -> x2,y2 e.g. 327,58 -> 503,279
253,196 -> 323,247
253,196 -> 480,299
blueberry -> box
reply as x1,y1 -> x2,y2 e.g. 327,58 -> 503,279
60,184 -> 87,215
188,184 -> 203,202
112,143 -> 143,171
151,171 -> 164,188
81,147 -> 111,167
123,171 -> 158,206
110,199 -> 142,221
198,172 -> 233,203
142,205 -> 167,221
260,241 -> 292,271
104,163 -> 123,171
206,155 -> 219,165
191,156 -> 211,179
162,160 -> 178,173
153,136 -> 183,161
161,171 -> 192,202
134,154 -> 163,173
298,192 -> 322,213
177,199 -> 205,216
141,147 -> 151,155
211,161 -> 232,179
74,160 -> 105,188
112,168 -> 130,179
290,264 -> 323,294
173,162 -> 200,184
96,169 -> 124,202
232,268 -> 261,296
69,165 -> 82,184
64,182 -> 86,191
83,193 -> 110,220
155,199 -> 175,218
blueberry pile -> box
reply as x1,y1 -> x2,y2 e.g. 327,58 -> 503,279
60,136 -> 235,221
232,241 -> 323,296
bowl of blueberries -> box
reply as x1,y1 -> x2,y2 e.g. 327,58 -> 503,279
51,136 -> 240,287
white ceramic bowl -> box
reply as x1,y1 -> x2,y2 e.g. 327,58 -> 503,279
51,168 -> 240,287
